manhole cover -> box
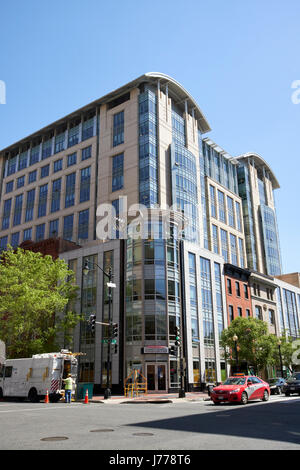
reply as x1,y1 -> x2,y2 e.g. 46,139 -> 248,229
89,429 -> 114,433
132,432 -> 154,436
41,436 -> 69,442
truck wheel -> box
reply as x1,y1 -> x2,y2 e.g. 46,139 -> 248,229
28,388 -> 39,403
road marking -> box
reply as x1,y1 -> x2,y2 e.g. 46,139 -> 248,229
0,404 -> 83,413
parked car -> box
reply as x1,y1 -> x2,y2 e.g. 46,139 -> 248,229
210,375 -> 270,405
267,377 -> 285,395
282,373 -> 300,396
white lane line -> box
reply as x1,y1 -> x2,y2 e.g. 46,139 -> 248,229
0,404 -> 83,413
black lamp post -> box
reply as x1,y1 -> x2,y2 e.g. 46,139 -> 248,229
278,340 -> 284,378
83,261 -> 116,399
233,334 -> 239,373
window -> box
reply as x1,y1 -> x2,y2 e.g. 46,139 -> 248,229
67,152 -> 77,167
11,232 -> 20,249
28,170 -> 37,184
6,181 -> 13,193
212,224 -> 219,254
17,176 -> 25,189
42,139 -> 52,159
51,179 -> 61,213
30,145 -> 40,165
113,111 -> 124,147
269,309 -> 275,325
229,305 -> 234,322
220,229 -> 228,262
36,224 -> 45,241
41,164 -> 49,178
68,124 -> 79,147
18,151 -> 28,170
23,228 -> 32,241
227,279 -> 232,295
237,307 -> 243,317
210,185 -> 216,218
82,117 -> 94,140
65,173 -> 76,208
82,145 -> 92,161
0,236 -> 8,253
13,194 -> 23,226
80,167 -> 91,203
112,154 -> 124,191
63,214 -> 74,241
55,132 -> 65,154
244,284 -> 249,299
255,305 -> 263,320
227,196 -> 235,227
246,309 -> 251,318
235,201 -> 242,231
218,190 -> 226,223
49,219 -> 59,238
235,281 -> 241,297
2,199 -> 12,230
38,184 -> 48,218
239,238 -> 245,268
25,189 -> 35,222
230,234 -> 238,265
53,159 -> 63,173
78,209 -> 89,240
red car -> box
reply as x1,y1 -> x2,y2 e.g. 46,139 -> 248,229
211,375 -> 270,405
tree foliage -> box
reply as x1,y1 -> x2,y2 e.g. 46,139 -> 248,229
0,247 -> 80,358
220,317 -> 279,374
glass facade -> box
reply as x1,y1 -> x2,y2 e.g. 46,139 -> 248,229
260,204 -> 282,275
138,89 -> 158,207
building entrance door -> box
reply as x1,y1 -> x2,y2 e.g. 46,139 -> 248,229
146,363 -> 167,392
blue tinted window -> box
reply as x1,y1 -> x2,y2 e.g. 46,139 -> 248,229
63,214 -> 74,241
112,154 -> 124,191
2,199 -> 12,230
51,179 -> 61,213
23,228 -> 32,241
38,184 -> 48,218
17,176 -> 25,188
13,194 -> 23,226
67,152 -> 77,167
6,181 -> 13,193
65,173 -> 76,208
80,167 -> 91,203
78,209 -> 89,239
49,219 -> 59,238
36,224 -> 45,241
82,146 -> 92,161
53,159 -> 63,173
41,165 -> 49,178
28,170 -> 37,184
11,232 -> 20,248
113,111 -> 124,147
25,189 -> 35,222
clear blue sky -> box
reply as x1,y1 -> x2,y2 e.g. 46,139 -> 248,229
1,0 -> 299,273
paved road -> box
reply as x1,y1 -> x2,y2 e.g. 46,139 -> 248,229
0,395 -> 300,451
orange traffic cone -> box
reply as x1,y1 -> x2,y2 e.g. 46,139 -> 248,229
45,390 -> 49,404
84,389 -> 89,404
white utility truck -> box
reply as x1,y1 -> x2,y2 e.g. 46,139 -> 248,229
0,350 -> 78,402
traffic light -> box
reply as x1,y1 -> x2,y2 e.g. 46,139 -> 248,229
175,326 -> 181,347
89,314 -> 96,333
112,323 -> 118,338
169,345 -> 177,355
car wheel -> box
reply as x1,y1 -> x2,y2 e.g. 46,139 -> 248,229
241,392 -> 248,405
262,390 -> 269,401
28,388 -> 39,403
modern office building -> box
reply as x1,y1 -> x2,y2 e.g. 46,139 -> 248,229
0,72 -> 287,392
275,276 -> 300,340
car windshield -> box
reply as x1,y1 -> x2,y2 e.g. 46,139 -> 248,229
287,373 -> 300,382
223,377 -> 246,385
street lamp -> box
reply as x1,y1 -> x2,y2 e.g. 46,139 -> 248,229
278,340 -> 284,378
233,334 -> 239,373
83,260 -> 116,399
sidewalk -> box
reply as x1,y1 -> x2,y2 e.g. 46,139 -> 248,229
81,391 -> 211,404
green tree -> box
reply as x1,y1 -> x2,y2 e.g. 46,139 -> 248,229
0,247 -> 81,358
220,317 -> 278,374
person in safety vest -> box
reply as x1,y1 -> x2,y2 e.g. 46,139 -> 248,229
62,374 -> 75,403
